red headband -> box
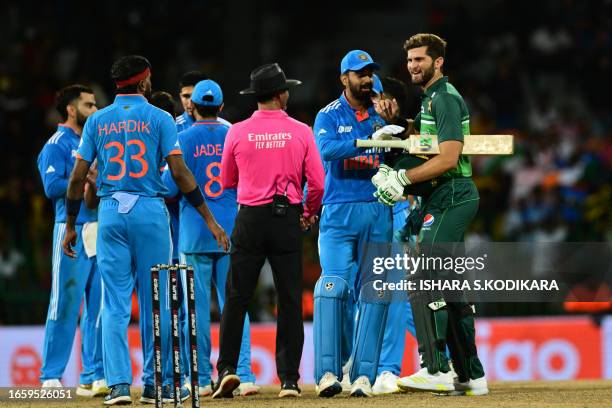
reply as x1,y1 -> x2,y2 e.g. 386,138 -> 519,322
115,67 -> 151,88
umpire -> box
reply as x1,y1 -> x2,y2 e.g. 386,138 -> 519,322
213,63 -> 325,399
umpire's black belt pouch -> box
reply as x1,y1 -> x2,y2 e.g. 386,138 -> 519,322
272,194 -> 289,217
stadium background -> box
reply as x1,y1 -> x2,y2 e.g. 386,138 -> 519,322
0,0 -> 610,386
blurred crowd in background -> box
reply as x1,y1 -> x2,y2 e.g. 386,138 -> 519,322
1,0 -> 610,323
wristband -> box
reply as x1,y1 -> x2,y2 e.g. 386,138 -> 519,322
184,186 -> 204,208
66,198 -> 81,216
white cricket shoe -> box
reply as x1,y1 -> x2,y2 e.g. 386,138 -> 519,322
77,380 -> 109,397
372,371 -> 400,395
236,382 -> 260,396
349,376 -> 373,397
42,379 -> 63,388
315,372 -> 342,398
397,367 -> 455,393
453,376 -> 489,396
92,379 -> 110,396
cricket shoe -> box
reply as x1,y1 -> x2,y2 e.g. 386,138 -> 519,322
372,371 -> 400,395
162,385 -> 190,403
78,379 -> 110,397
397,367 -> 455,393
41,379 -> 62,388
452,376 -> 489,396
235,382 -> 260,396
278,380 -> 302,398
103,383 -> 131,405
139,385 -> 157,404
212,367 -> 240,399
315,372 -> 342,398
350,376 -> 373,397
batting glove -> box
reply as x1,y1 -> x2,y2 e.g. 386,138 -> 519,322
375,170 -> 412,206
371,164 -> 393,188
371,125 -> 405,140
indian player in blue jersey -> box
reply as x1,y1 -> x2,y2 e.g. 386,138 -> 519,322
36,85 -> 107,397
62,56 -> 229,405
162,79 -> 258,397
314,50 -> 407,397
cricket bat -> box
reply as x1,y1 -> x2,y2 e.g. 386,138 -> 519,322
355,134 -> 514,155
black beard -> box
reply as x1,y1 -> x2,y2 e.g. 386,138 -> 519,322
348,82 -> 373,105
413,64 -> 435,85
76,111 -> 88,127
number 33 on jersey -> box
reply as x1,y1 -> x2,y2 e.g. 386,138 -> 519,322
76,94 -> 181,197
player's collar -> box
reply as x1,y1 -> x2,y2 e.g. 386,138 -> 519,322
114,94 -> 148,104
424,76 -> 448,97
339,92 -> 373,122
194,119 -> 222,125
58,122 -> 81,136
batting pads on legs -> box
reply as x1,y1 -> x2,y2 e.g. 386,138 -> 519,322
409,290 -> 450,374
314,276 -> 349,382
349,283 -> 390,384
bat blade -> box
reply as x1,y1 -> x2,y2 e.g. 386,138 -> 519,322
355,134 -> 514,155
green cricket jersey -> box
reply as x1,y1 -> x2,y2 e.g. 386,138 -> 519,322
414,76 -> 472,178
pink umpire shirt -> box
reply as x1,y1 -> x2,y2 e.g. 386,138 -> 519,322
221,109 -> 325,218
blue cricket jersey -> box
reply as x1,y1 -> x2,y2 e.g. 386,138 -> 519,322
37,124 -> 97,224
163,119 -> 237,254
314,93 -> 387,205
77,94 -> 181,197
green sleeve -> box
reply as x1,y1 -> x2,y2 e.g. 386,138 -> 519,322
432,94 -> 463,143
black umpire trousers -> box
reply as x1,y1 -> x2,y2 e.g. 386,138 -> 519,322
217,205 -> 304,382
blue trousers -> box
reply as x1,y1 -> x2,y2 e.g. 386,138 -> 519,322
97,197 -> 173,387
314,201 -> 392,382
180,253 -> 255,385
40,223 -> 104,384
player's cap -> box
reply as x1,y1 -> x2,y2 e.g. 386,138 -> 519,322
340,50 -> 380,74
240,63 -> 301,96
372,74 -> 383,95
191,79 -> 223,106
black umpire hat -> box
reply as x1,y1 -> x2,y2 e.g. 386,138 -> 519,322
239,63 -> 301,96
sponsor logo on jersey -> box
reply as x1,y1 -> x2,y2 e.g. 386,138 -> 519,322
423,214 -> 435,228
337,125 -> 353,133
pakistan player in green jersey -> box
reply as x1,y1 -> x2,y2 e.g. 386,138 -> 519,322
373,33 -> 488,396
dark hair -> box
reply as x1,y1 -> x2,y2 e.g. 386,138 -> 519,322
255,89 -> 286,104
150,91 -> 176,117
110,55 -> 151,94
193,103 -> 221,118
381,76 -> 408,116
55,84 -> 94,121
403,33 -> 447,60
179,71 -> 207,89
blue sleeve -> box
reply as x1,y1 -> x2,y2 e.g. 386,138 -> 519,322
161,166 -> 179,197
77,117 -> 97,162
314,111 -> 362,161
37,144 -> 68,199
159,112 -> 180,158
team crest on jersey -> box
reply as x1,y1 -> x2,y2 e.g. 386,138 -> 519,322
422,214 -> 435,228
